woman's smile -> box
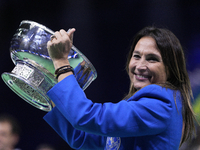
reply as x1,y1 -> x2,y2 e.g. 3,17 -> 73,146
134,73 -> 150,81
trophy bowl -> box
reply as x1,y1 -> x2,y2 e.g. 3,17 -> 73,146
1,20 -> 97,112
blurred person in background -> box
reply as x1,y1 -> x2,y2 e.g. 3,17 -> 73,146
35,143 -> 55,150
0,113 -> 21,150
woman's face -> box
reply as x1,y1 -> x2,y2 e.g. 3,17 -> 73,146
128,36 -> 167,90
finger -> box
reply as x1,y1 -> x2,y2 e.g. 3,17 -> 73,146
59,29 -> 68,39
60,28 -> 75,43
54,31 -> 62,41
60,29 -> 68,36
67,28 -> 76,42
47,40 -> 52,50
50,35 -> 57,42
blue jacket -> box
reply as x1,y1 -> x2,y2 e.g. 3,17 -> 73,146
44,75 -> 183,150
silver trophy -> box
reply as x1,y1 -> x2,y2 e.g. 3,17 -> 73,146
1,20 -> 97,112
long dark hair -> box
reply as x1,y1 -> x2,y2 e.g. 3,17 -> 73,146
125,26 -> 196,146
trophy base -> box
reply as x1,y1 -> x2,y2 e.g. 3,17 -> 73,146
1,59 -> 57,112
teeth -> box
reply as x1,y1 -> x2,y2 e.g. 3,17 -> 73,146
136,75 -> 147,78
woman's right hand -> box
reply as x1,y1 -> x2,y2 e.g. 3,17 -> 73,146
47,28 -> 76,70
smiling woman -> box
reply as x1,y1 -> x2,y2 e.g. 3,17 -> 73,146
128,36 -> 167,90
43,26 -> 196,150
125,26 -> 197,146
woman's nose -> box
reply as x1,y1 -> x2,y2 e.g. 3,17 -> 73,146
136,59 -> 147,71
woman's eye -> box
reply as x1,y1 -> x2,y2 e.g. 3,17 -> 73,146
133,54 -> 140,59
147,57 -> 158,62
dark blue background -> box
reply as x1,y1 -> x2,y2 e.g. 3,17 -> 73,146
0,0 -> 200,149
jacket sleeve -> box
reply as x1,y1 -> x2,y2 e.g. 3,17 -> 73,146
44,107 -> 106,150
45,75 -> 176,138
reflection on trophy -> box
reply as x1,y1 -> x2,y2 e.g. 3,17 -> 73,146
1,20 -> 97,112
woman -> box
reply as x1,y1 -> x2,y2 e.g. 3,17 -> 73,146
44,26 -> 196,150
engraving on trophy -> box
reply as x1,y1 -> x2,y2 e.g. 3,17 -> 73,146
19,65 -> 34,80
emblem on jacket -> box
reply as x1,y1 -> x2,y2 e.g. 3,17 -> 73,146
105,137 -> 121,150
